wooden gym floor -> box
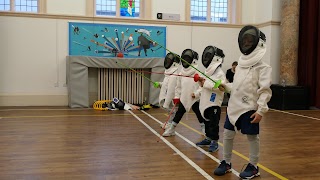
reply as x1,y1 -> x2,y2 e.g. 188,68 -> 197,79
0,107 -> 319,180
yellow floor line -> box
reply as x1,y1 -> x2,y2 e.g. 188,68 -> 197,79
180,122 -> 206,137
169,115 -> 289,180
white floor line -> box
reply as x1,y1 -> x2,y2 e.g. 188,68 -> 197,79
271,109 -> 320,121
128,110 -> 214,180
140,110 -> 240,178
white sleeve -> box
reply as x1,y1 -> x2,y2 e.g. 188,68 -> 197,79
174,76 -> 182,98
256,66 -> 272,116
163,77 -> 177,108
203,70 -> 227,92
224,83 -> 233,93
193,86 -> 202,99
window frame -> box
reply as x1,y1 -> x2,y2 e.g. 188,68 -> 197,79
94,0 -> 144,19
0,0 -> 10,11
0,0 -> 45,13
187,0 -> 241,24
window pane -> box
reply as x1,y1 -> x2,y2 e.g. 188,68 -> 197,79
134,0 -> 140,17
120,0 -> 140,18
31,6 -> 36,12
96,0 -> 116,16
191,0 -> 207,21
0,0 -> 10,11
21,0 -> 26,6
211,0 -> 228,23
15,0 -> 38,12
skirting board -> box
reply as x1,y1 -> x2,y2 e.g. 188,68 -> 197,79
0,95 -> 68,106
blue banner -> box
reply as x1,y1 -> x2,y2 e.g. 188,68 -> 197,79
69,22 -> 166,58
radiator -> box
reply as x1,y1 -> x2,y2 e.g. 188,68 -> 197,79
98,68 -> 147,104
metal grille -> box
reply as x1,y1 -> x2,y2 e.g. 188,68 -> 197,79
98,68 -> 146,104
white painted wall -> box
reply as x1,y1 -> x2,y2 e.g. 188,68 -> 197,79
272,0 -> 282,21
0,17 -> 60,95
0,16 -> 243,106
166,25 -> 192,58
46,0 -> 87,16
189,26 -> 241,72
270,25 -> 281,84
255,0 -> 273,23
241,0 -> 281,83
242,0 -> 256,24
270,0 -> 282,83
242,0 -> 281,23
0,0 -> 282,106
151,0 -> 186,21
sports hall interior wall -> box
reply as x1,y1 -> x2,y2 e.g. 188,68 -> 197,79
0,0 -> 281,106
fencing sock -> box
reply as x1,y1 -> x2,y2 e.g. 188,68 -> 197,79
247,134 -> 260,166
223,129 -> 236,163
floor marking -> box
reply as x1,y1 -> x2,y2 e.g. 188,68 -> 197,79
179,121 -> 206,136
271,109 -> 320,121
128,110 -> 214,180
0,107 -> 295,179
0,114 -> 133,119
143,110 -> 240,177
143,111 -> 289,180
0,112 -> 165,119
176,130 -> 240,177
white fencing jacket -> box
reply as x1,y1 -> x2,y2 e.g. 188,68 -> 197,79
174,65 -> 200,112
224,43 -> 272,125
194,66 -> 226,121
159,65 -> 180,109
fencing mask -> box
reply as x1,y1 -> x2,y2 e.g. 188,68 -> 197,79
164,52 -> 180,69
238,25 -> 266,55
202,46 -> 225,68
181,49 -> 198,68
